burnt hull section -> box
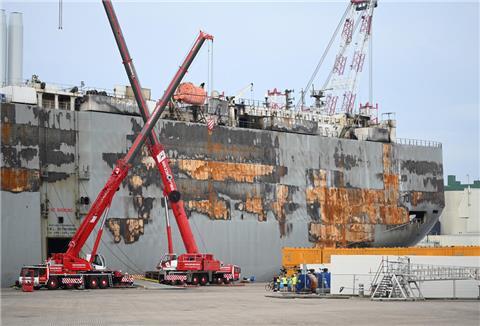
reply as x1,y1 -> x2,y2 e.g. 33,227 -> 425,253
1,104 -> 444,284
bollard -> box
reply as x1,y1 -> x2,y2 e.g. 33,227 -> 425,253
358,283 -> 364,297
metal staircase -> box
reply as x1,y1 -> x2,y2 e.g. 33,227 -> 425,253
370,257 -> 480,301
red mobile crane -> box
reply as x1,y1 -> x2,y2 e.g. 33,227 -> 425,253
104,0 -> 240,286
16,1 -> 211,290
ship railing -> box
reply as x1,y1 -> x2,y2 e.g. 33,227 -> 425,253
21,78 -> 117,98
236,98 -> 264,108
396,138 -> 442,148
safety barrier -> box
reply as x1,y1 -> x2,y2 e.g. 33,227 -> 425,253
396,138 -> 442,148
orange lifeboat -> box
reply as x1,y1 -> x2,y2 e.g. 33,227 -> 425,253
173,82 -> 207,105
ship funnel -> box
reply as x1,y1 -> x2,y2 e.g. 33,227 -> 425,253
0,10 -> 6,86
7,12 -> 23,86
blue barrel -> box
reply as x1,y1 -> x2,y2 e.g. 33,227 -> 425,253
316,271 -> 331,290
296,273 -> 311,292
323,272 -> 331,289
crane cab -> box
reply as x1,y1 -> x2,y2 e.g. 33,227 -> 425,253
85,254 -> 107,271
158,253 -> 178,271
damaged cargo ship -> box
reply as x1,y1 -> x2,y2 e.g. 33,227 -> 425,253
1,78 -> 444,284
0,0 -> 444,285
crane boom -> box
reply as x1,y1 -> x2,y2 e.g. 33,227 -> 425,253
236,83 -> 253,99
64,15 -> 208,262
17,1 -> 221,290
102,0 -> 213,254
104,1 -> 240,286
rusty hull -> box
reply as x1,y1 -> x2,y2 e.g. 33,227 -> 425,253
306,144 -> 410,247
1,104 -> 445,247
1,103 -> 445,283
95,114 -> 444,247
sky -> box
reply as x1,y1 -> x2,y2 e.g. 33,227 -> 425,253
2,0 -> 479,183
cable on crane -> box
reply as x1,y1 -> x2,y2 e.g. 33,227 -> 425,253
210,41 -> 214,95
297,3 -> 352,109
50,182 -> 143,274
369,18 -> 373,105
78,182 -> 143,274
207,41 -> 210,95
190,215 -> 208,253
323,14 -> 363,92
50,183 -> 144,275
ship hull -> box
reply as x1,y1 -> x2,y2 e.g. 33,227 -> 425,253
1,103 -> 444,285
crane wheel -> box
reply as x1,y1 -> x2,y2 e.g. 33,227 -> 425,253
216,277 -> 223,284
87,276 -> 99,289
47,277 -> 59,290
200,276 -> 208,286
99,277 -> 108,289
191,276 -> 199,285
223,278 -> 230,285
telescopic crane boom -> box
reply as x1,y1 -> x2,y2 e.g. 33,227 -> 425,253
103,0 -> 213,255
64,31 -> 206,264
104,0 -> 240,286
17,2 -> 209,290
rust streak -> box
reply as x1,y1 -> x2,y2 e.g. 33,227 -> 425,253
1,122 -> 11,144
206,142 -> 257,156
411,192 -> 423,206
271,185 -> 289,220
306,144 -> 409,246
1,167 -> 40,193
186,198 -> 229,220
272,185 -> 290,235
176,159 -> 275,183
245,194 -> 266,221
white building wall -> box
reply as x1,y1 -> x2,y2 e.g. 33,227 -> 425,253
421,234 -> 480,246
441,188 -> 480,235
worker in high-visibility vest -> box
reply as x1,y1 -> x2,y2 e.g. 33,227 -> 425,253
291,275 -> 298,292
281,276 -> 288,292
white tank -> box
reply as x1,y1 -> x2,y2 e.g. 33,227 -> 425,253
0,10 -> 6,86
7,12 -> 23,86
